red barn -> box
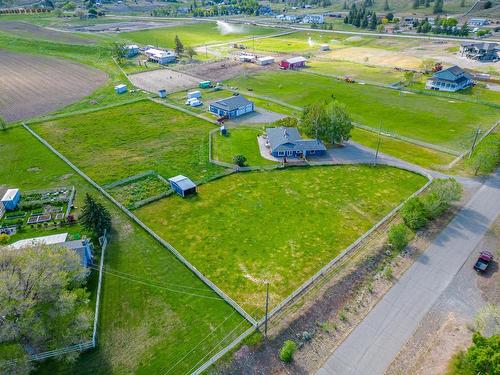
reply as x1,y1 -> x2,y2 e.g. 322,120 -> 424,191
279,56 -> 307,70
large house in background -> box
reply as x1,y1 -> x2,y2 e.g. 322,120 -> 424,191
425,66 -> 473,92
10,233 -> 93,267
265,127 -> 326,158
209,95 -> 254,119
460,42 -> 499,62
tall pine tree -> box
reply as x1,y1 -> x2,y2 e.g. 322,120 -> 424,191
174,34 -> 184,56
79,194 -> 111,236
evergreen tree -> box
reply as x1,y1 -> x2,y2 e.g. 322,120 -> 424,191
369,12 -> 377,29
383,0 -> 389,10
174,34 -> 184,56
425,0 -> 430,7
433,0 -> 443,13
413,0 -> 419,9
79,194 -> 112,236
343,0 -> 347,9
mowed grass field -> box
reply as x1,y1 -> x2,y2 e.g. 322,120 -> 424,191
212,127 -> 277,166
136,166 -> 427,317
0,128 -> 249,375
33,100 -> 223,187
226,71 -> 500,151
121,22 -> 279,49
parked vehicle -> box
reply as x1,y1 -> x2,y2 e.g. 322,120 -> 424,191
474,251 -> 494,273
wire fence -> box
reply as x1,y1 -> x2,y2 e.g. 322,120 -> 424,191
22,123 -> 258,329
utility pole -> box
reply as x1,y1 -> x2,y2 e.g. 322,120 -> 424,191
374,121 -> 382,165
264,282 -> 270,338
469,126 -> 481,158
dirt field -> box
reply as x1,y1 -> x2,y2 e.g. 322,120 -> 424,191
0,21 -> 96,45
68,21 -> 185,33
177,59 -> 269,82
0,50 -> 108,122
127,68 -> 200,93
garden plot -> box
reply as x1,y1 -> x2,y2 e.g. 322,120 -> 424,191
136,165 -> 427,317
128,69 -> 200,94
0,50 -> 107,122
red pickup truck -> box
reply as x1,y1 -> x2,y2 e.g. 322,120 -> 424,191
474,251 -> 494,273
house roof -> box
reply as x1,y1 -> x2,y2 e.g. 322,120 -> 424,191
168,175 -> 196,191
145,48 -> 176,59
461,42 -> 499,51
1,188 -> 19,202
61,239 -> 90,266
284,56 -> 307,64
266,127 -> 326,153
210,95 -> 253,111
10,233 -> 68,250
258,56 -> 275,62
432,66 -> 473,82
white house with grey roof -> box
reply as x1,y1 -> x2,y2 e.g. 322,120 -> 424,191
265,127 -> 326,158
460,42 -> 499,62
209,95 -> 254,119
425,66 -> 473,92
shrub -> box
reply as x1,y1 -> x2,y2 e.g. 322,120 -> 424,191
423,178 -> 462,219
447,333 -> 499,375
232,154 -> 247,167
0,233 -> 10,244
384,265 -> 393,280
279,340 -> 297,362
401,197 -> 428,230
388,223 -> 410,252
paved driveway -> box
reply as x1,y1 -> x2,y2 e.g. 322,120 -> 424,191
317,171 -> 500,375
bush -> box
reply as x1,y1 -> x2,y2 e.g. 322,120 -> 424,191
447,333 -> 499,375
388,223 -> 410,252
0,233 -> 10,244
401,197 -> 428,230
232,154 -> 247,167
384,265 -> 393,280
423,178 -> 462,219
279,340 -> 297,362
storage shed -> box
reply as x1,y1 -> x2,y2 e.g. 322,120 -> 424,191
124,44 -> 139,58
158,89 -> 167,98
209,95 -> 254,119
115,84 -> 127,94
257,56 -> 275,66
168,175 -> 197,197
279,56 -> 307,70
199,81 -> 212,89
319,44 -> 330,51
187,91 -> 201,99
1,188 -> 20,211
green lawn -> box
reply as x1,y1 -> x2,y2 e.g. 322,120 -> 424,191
226,70 -> 499,152
251,30 -> 347,53
32,100 -> 224,187
212,127 -> 277,166
308,60 -> 406,85
0,127 -> 249,375
351,128 -> 455,169
121,22 -> 279,49
136,165 -> 427,317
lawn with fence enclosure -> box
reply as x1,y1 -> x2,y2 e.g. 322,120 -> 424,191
136,165 -> 428,318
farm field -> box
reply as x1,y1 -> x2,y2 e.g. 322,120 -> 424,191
212,127 -> 277,166
121,22 -> 280,49
226,70 -> 500,152
0,127 -> 249,374
0,49 -> 107,123
136,166 -> 427,317
307,60 -> 406,85
32,100 -> 223,187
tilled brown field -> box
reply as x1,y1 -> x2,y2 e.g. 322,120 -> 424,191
0,50 -> 108,122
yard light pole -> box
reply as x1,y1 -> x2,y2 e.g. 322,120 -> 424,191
469,126 -> 481,158
374,121 -> 382,166
264,282 -> 270,338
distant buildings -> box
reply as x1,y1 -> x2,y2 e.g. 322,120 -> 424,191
144,48 -> 176,64
302,14 -> 324,24
279,56 -> 307,70
257,56 -> 275,66
426,66 -> 473,92
123,44 -> 139,58
209,95 -> 254,119
265,127 -> 326,158
10,233 -> 93,267
460,42 -> 499,62
468,18 -> 489,26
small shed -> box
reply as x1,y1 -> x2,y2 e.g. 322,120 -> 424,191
158,89 -> 167,98
319,44 -> 330,51
124,44 -> 139,58
199,81 -> 212,89
1,188 -> 20,211
257,56 -> 275,66
220,125 -> 227,135
187,91 -> 201,99
115,84 -> 127,94
168,175 -> 197,197
279,56 -> 307,70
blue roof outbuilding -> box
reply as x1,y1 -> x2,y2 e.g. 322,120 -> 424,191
266,127 -> 326,158
168,175 -> 197,197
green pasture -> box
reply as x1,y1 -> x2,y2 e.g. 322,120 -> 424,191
121,22 -> 279,49
226,70 -> 499,151
212,127 -> 277,166
32,100 -> 223,187
136,165 -> 427,317
0,127 -> 249,374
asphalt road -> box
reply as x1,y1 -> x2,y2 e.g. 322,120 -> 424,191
317,171 -> 500,375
